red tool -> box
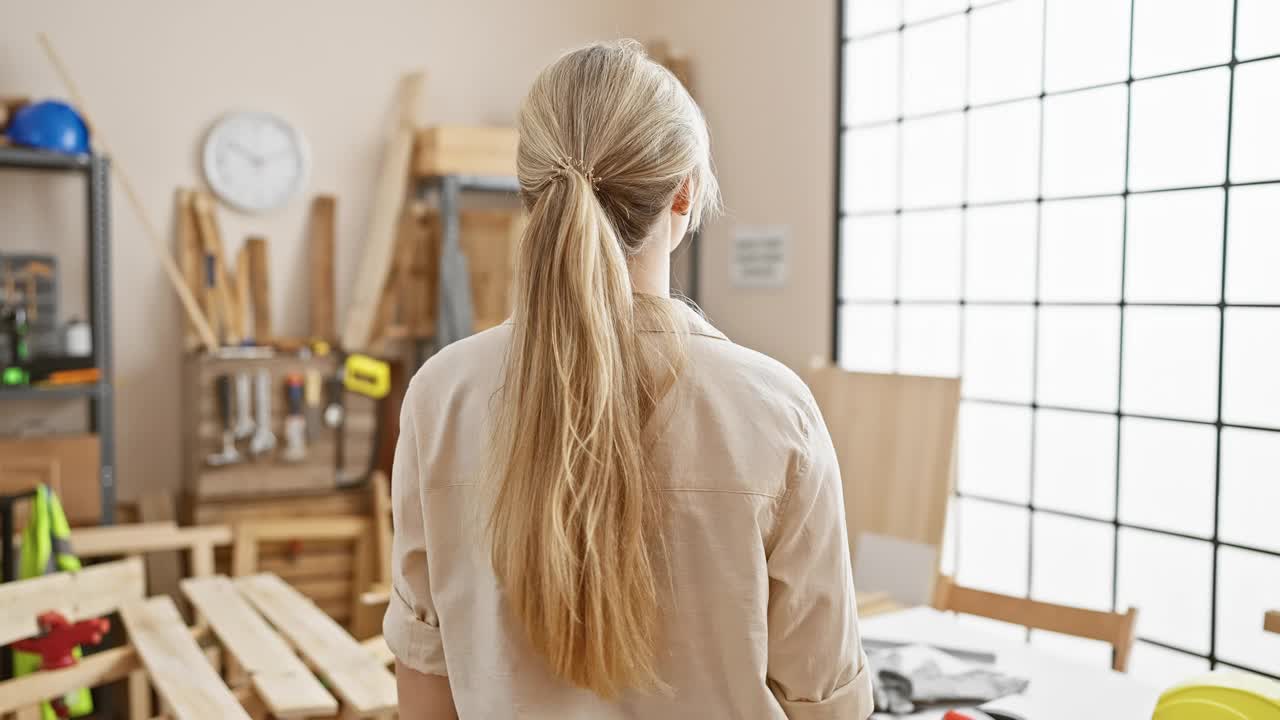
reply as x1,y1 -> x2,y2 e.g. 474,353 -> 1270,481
12,611 -> 110,719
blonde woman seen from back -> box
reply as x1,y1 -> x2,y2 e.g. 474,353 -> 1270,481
387,40 -> 873,719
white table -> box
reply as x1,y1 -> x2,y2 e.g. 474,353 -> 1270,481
861,607 -> 1160,720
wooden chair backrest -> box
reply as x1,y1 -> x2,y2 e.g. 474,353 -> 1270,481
805,367 -> 961,559
932,574 -> 1140,672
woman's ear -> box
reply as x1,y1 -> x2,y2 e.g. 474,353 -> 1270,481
672,178 -> 692,216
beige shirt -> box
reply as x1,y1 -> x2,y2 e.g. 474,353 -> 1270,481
384,305 -> 873,719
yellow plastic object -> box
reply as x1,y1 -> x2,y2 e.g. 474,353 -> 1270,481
344,354 -> 391,399
1153,671 -> 1280,720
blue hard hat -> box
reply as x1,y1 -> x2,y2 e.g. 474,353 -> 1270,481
6,100 -> 90,154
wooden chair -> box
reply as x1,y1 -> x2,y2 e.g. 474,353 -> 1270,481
806,367 -> 961,605
932,574 -> 1140,672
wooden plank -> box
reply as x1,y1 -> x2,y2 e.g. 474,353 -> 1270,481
341,72 -> 423,352
1266,610 -> 1280,635
69,523 -> 232,558
0,557 -> 145,646
235,574 -> 396,716
191,191 -> 237,345
182,576 -> 337,719
120,596 -> 251,720
805,368 -> 961,560
0,626 -> 210,713
246,236 -> 271,344
0,435 -> 101,526
233,244 -> 250,344
139,493 -> 183,608
413,126 -> 518,177
308,196 -> 337,342
177,189 -> 204,351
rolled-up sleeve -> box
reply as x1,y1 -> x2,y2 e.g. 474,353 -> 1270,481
382,401 -> 447,676
765,400 -> 873,719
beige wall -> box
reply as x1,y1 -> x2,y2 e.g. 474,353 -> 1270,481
0,1 -> 652,501
658,0 -> 838,371
1,1 -> 837,503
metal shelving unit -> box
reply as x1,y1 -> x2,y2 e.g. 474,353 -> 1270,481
0,145 -> 115,525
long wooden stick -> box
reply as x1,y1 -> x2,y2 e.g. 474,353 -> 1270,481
37,33 -> 219,351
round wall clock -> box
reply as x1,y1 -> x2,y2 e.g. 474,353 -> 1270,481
202,111 -> 309,213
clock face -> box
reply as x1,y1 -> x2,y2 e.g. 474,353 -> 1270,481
203,111 -> 308,213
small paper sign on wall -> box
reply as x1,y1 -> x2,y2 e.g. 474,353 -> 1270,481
731,225 -> 788,288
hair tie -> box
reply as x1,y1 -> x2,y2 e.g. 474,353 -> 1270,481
553,155 -> 601,190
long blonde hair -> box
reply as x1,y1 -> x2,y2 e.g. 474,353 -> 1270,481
487,40 -> 718,697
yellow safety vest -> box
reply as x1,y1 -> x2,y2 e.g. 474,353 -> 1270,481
14,485 -> 92,720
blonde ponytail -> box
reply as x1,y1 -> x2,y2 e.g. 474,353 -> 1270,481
487,40 -> 718,697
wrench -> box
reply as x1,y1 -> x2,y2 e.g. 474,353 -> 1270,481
232,371 -> 255,440
249,369 -> 277,457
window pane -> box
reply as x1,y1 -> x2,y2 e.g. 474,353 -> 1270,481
846,34 -> 900,125
956,497 -> 1030,596
1043,85 -> 1128,198
902,113 -> 964,208
902,0 -> 966,24
1125,189 -> 1225,303
1032,513 -> 1115,611
839,304 -> 895,373
1129,69 -> 1230,192
1044,0 -> 1132,92
902,15 -> 967,115
969,0 -> 1043,105
1128,642 -> 1211,689
1121,307 -> 1220,422
900,209 -> 962,299
898,305 -> 960,377
1117,528 -> 1213,654
847,0 -> 902,36
1216,546 -> 1280,675
1131,0 -> 1233,77
1236,0 -> 1280,60
1222,308 -> 1280,428
958,402 -> 1032,503
1220,428 -> 1280,554
1230,58 -> 1280,184
963,307 -> 1034,403
1040,197 -> 1124,302
1119,417 -> 1216,538
843,125 -> 898,212
967,101 -> 1040,204
1037,307 -> 1121,411
1227,185 -> 1280,303
841,216 -> 896,300
965,204 -> 1037,302
1034,409 -> 1117,520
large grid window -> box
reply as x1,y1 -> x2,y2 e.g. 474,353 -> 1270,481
835,0 -> 1280,684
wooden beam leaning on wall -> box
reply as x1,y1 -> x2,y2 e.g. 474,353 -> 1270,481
37,34 -> 218,351
308,195 -> 337,343
341,71 -> 425,352
246,236 -> 271,344
177,190 -> 205,351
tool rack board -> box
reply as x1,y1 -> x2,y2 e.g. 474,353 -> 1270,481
181,353 -> 377,502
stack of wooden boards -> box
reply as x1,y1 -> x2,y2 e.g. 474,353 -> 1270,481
0,557 -> 398,720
